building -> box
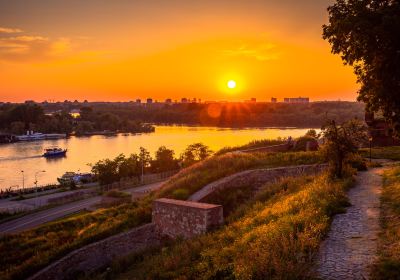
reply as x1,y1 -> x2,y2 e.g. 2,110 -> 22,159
271,97 -> 277,103
135,99 -> 141,104
146,98 -> 153,104
181,98 -> 188,103
165,98 -> 172,104
365,112 -> 400,147
283,97 -> 309,103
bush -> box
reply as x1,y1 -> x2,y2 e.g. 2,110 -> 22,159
293,135 -> 317,151
346,153 -> 368,171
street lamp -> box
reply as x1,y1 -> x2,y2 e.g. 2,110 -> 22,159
369,137 -> 373,162
34,170 -> 46,203
21,170 -> 24,193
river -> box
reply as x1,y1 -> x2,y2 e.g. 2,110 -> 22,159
0,125 -> 314,190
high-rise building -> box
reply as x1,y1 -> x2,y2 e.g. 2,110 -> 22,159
283,97 -> 309,103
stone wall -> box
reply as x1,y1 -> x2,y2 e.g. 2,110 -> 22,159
153,198 -> 223,238
28,223 -> 160,280
188,164 -> 328,202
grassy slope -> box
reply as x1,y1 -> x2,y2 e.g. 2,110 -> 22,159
99,173 -> 353,280
215,139 -> 286,155
0,151 -> 323,280
371,165 -> 400,279
360,146 -> 400,161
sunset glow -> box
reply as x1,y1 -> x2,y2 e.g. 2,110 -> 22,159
0,0 -> 358,102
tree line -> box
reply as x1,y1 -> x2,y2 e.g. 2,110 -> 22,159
0,103 -> 154,135
91,143 -> 212,185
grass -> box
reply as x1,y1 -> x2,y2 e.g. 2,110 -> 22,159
215,138 -> 286,155
94,172 -> 353,280
371,165 -> 400,279
360,146 -> 400,161
156,150 -> 324,200
0,199 -> 153,280
0,150 -> 324,280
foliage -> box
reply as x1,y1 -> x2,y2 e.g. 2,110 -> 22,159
180,143 -> 213,167
293,135 -> 317,151
152,146 -> 179,173
371,166 -> 400,279
0,103 -> 154,135
323,0 -> 400,132
0,102 -> 366,134
320,119 -> 367,178
100,174 -> 353,280
305,129 -> 318,138
345,153 -> 368,171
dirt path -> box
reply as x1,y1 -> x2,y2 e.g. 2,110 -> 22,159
315,167 -> 386,279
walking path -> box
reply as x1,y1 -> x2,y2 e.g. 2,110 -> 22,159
315,167 -> 386,279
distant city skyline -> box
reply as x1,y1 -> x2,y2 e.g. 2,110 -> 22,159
0,0 -> 358,102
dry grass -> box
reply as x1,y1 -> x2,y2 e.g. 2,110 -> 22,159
371,166 -> 400,279
99,173 -> 353,280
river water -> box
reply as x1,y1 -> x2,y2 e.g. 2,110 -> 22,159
0,125 -> 313,190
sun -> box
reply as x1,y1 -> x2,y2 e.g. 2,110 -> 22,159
227,80 -> 236,89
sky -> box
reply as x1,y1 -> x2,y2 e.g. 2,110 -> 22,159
0,0 -> 358,103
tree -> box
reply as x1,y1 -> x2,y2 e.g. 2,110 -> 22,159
180,143 -> 213,167
152,146 -> 179,172
305,129 -> 318,138
323,0 -> 400,131
139,147 -> 152,174
320,119 -> 367,178
118,154 -> 140,179
91,158 -> 119,185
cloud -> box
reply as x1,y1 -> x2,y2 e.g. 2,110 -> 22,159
221,42 -> 280,61
0,31 -> 76,62
0,27 -> 23,34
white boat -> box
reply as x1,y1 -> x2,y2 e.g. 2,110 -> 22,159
16,132 -> 45,141
16,131 -> 67,141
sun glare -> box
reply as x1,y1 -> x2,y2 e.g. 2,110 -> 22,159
227,80 -> 236,89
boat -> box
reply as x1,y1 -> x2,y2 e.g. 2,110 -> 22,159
17,132 -> 45,141
16,131 -> 67,141
57,172 -> 93,185
43,147 -> 67,157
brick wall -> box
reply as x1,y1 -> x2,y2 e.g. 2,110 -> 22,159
153,198 -> 223,238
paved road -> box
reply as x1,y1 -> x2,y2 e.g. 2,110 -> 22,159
0,181 -> 165,234
0,187 -> 96,213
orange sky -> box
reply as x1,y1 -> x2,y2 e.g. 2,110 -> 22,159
0,0 -> 358,102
